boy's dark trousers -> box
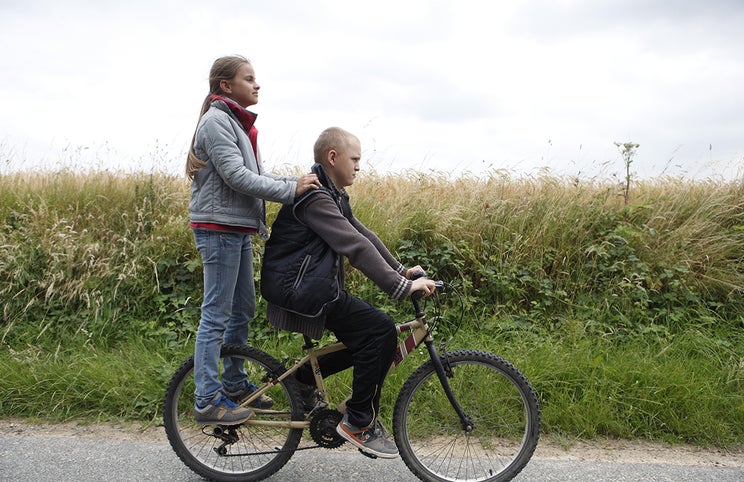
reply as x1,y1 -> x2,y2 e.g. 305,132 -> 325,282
295,290 -> 397,429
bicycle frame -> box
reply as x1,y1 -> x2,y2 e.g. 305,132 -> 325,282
237,308 -> 434,430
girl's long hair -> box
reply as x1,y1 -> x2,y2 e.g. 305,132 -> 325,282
186,55 -> 250,179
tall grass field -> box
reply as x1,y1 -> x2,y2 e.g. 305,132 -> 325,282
1,168 -> 743,448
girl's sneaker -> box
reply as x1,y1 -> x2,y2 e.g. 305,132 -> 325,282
223,382 -> 275,409
194,393 -> 254,425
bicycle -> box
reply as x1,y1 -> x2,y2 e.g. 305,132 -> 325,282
163,278 -> 541,482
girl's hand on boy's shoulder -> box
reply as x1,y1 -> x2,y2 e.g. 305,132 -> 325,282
295,174 -> 321,196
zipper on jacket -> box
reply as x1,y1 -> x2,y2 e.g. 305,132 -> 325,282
292,254 -> 312,290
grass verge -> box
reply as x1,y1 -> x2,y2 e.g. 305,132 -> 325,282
1,326 -> 742,448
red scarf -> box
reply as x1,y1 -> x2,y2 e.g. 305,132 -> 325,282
209,94 -> 259,169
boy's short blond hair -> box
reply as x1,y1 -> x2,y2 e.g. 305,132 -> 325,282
313,127 -> 358,164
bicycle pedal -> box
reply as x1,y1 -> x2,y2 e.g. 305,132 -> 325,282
358,448 -> 378,459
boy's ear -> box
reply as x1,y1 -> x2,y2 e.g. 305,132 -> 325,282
326,149 -> 337,167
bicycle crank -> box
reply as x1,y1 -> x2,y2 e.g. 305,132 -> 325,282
309,409 -> 346,449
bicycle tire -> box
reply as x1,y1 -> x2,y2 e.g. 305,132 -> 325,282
163,344 -> 304,481
393,349 -> 540,482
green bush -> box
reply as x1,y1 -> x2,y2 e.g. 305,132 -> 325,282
1,169 -> 743,447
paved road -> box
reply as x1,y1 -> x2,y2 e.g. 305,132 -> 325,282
1,434 -> 743,481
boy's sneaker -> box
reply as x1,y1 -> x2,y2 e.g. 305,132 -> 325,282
223,382 -> 275,409
194,393 -> 254,425
336,413 -> 399,459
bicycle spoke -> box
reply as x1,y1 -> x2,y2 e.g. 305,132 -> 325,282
163,344 -> 304,481
394,349 -> 540,482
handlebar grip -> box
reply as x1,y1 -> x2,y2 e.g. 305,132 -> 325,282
410,269 -> 426,281
410,280 -> 444,301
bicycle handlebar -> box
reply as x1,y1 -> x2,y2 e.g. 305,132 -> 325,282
409,269 -> 426,281
409,271 -> 445,320
409,269 -> 444,299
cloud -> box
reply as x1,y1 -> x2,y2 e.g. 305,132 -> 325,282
1,0 -> 742,179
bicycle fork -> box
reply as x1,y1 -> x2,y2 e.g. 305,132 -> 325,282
424,339 -> 474,432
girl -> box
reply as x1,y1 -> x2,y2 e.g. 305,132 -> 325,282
186,55 -> 319,424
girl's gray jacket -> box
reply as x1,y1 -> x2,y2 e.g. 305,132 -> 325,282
189,99 -> 297,236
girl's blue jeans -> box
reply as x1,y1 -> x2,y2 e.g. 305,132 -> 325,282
192,228 -> 255,407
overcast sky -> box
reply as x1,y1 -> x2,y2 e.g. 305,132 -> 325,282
1,0 -> 743,180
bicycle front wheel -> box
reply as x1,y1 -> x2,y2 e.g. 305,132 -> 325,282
393,349 -> 540,482
163,343 -> 304,482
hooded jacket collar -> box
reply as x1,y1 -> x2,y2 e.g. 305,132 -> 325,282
311,163 -> 335,189
308,163 -> 352,219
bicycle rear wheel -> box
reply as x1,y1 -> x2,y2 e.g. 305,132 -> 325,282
393,349 -> 540,482
163,344 -> 304,481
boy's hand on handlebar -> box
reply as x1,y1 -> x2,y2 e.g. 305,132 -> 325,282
406,266 -> 426,279
295,173 -> 320,196
409,278 -> 437,298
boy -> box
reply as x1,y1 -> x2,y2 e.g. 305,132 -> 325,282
260,127 -> 436,458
